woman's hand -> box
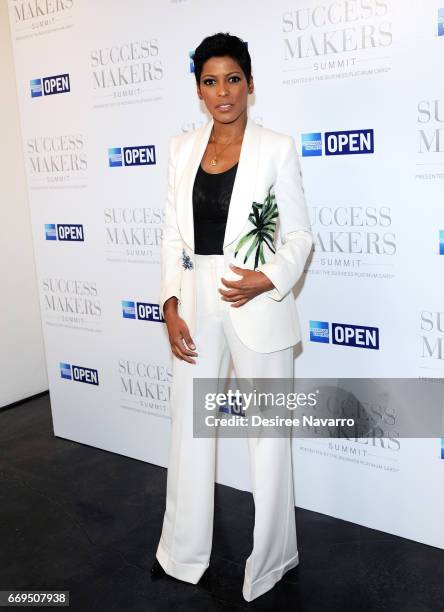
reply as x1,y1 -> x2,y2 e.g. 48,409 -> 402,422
219,264 -> 275,307
163,297 -> 198,364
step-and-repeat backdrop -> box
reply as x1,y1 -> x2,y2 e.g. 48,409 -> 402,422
8,0 -> 444,548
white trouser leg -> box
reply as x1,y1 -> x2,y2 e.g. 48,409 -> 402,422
156,255 -> 231,583
221,299 -> 299,602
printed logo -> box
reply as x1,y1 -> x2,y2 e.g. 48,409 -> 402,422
42,278 -> 102,332
281,5 -> 393,85
60,362 -> 72,380
45,224 -> 84,241
440,230 -> 444,255
12,1 -> 74,31
310,320 -> 379,349
30,79 -> 43,97
325,129 -> 374,155
302,133 -> 322,157
59,362 -> 99,385
218,397 -> 245,416
104,206 -> 164,264
420,310 -> 444,362
439,9 -> 444,36
302,129 -> 374,156
119,357 -> 172,418
441,437 -> 444,459
108,146 -> 156,167
309,320 -> 329,343
122,300 -> 164,322
26,133 -> 88,189
91,39 -> 163,91
332,323 -> 379,349
30,74 -> 70,97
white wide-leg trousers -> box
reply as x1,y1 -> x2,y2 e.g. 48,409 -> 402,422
156,254 -> 299,602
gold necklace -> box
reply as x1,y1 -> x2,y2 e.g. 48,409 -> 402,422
208,128 -> 241,166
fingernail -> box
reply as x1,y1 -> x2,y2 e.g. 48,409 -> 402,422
190,343 -> 195,349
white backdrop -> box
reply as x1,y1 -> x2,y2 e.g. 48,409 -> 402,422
7,0 -> 444,549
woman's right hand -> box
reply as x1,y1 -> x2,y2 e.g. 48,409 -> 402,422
163,297 -> 198,364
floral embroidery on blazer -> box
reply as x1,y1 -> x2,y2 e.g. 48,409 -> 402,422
181,248 -> 194,270
233,184 -> 278,269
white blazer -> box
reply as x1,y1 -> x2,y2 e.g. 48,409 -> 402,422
160,115 -> 313,353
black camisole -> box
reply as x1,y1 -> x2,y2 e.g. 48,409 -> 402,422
192,162 -> 239,255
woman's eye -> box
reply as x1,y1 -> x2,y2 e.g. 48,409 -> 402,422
202,76 -> 241,86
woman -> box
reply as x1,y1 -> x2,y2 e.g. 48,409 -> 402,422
152,33 -> 313,602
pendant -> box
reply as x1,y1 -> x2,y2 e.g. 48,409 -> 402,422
209,158 -> 217,166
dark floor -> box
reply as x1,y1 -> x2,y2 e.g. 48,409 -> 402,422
0,393 -> 443,612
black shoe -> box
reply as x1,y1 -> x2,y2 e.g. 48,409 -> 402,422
150,559 -> 195,586
150,557 -> 215,590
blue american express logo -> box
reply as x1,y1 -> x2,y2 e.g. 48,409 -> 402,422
30,73 -> 70,97
332,322 -> 379,349
30,79 -> 42,97
45,224 -> 84,241
439,9 -> 444,36
122,300 -> 164,322
189,50 -> 195,73
108,146 -> 156,167
302,129 -> 374,156
439,230 -> 444,255
122,300 -> 136,319
59,362 -> 99,385
309,320 -> 330,343
60,362 -> 72,380
302,133 -> 322,157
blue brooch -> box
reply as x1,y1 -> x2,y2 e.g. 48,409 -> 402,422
181,248 -> 193,270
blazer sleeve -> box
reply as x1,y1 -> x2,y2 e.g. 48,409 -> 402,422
159,136 -> 182,315
256,135 -> 313,301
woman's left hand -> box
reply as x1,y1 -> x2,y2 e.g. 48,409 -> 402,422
219,263 -> 275,307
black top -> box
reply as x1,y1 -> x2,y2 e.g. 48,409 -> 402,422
192,162 -> 239,255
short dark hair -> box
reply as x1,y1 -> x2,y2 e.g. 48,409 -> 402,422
192,32 -> 252,84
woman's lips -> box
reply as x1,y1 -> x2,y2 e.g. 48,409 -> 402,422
216,103 -> 234,112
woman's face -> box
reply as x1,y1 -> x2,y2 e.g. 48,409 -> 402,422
196,55 -> 253,124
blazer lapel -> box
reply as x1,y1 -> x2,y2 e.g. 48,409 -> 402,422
176,115 -> 262,252
223,116 -> 261,248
